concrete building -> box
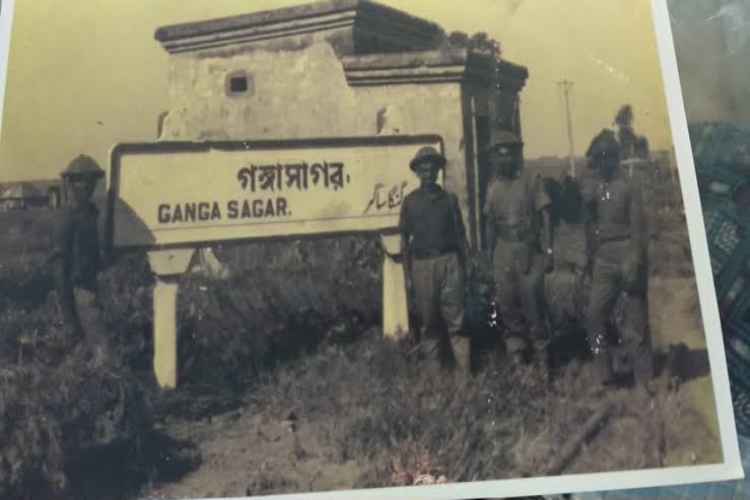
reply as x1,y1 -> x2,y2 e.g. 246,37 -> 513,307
154,0 -> 528,250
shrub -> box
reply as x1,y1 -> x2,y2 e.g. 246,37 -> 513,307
174,235 -> 382,390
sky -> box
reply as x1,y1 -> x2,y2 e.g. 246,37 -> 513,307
0,0 -> 676,182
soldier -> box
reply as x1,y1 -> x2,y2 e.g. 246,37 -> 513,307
582,130 -> 652,388
399,146 -> 470,372
50,154 -> 112,365
483,132 -> 553,363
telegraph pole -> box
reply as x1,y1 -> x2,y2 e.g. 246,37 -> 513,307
558,80 -> 576,177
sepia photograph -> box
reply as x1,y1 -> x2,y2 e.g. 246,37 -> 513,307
0,1 -> 742,499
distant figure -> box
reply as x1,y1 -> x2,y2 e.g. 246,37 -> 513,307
50,154 -> 111,365
399,146 -> 470,373
582,130 -> 652,389
48,187 -> 62,210
483,131 -> 553,363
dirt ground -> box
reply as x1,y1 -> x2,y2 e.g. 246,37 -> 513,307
143,409 -> 362,499
140,273 -> 722,500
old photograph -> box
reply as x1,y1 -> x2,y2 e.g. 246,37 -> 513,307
0,0 -> 741,499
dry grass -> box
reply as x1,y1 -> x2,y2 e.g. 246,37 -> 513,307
236,335 -> 690,495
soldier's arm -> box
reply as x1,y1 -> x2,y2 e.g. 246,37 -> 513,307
451,193 -> 469,264
541,209 -> 553,253
630,174 -> 647,261
483,183 -> 496,257
581,180 -> 597,272
534,175 -> 554,255
398,200 -> 412,274
49,212 -> 74,276
51,211 -> 77,324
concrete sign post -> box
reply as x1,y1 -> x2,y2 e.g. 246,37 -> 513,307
108,135 -> 443,388
380,233 -> 409,337
147,249 -> 195,388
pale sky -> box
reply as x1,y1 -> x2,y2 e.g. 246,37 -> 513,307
0,0 -> 673,182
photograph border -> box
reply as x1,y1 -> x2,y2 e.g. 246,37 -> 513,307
0,0 -> 743,498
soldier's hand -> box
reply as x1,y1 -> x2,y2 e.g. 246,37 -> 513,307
621,254 -> 644,291
519,252 -> 532,275
545,253 -> 554,274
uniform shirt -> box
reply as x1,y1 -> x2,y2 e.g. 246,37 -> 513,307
582,168 -> 645,244
399,185 -> 465,256
483,170 -> 551,239
54,202 -> 101,290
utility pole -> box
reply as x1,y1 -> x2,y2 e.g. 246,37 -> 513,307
558,80 -> 576,177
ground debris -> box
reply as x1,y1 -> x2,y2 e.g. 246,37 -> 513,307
542,399 -> 619,476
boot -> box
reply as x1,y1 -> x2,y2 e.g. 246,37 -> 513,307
450,335 -> 472,374
593,352 -> 614,386
634,353 -> 655,390
506,335 -> 527,366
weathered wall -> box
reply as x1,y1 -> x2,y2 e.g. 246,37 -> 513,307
160,42 -> 470,240
350,83 -> 466,227
162,43 -> 358,141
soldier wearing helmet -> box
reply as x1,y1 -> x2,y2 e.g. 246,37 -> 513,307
398,146 -> 470,373
583,129 -> 652,389
483,131 -> 553,363
50,154 -> 111,365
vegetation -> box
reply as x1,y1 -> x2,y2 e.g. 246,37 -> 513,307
445,31 -> 502,61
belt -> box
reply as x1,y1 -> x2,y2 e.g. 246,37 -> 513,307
596,232 -> 630,245
411,248 -> 458,260
598,237 -> 630,245
496,224 -> 532,242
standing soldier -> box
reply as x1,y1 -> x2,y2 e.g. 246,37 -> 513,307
50,154 -> 111,365
483,132 -> 553,363
583,130 -> 652,388
399,146 -> 470,372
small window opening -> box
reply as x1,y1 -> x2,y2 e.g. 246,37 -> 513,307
226,70 -> 253,97
230,75 -> 248,93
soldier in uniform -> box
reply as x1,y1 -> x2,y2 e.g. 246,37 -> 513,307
399,146 -> 470,372
483,132 -> 553,363
50,154 -> 112,365
582,130 -> 653,388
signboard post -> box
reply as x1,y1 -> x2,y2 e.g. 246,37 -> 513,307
108,136 -> 443,388
147,249 -> 194,389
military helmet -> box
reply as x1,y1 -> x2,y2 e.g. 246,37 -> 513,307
485,130 -> 523,155
62,154 -> 105,180
409,146 -> 447,171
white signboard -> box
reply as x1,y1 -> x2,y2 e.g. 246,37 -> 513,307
108,136 -> 443,249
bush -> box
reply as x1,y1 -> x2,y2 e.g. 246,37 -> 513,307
174,235 -> 382,390
0,249 -> 158,499
0,355 -> 153,499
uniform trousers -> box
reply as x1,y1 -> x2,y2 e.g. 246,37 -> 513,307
411,252 -> 469,371
493,241 -> 546,354
586,240 -> 652,384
